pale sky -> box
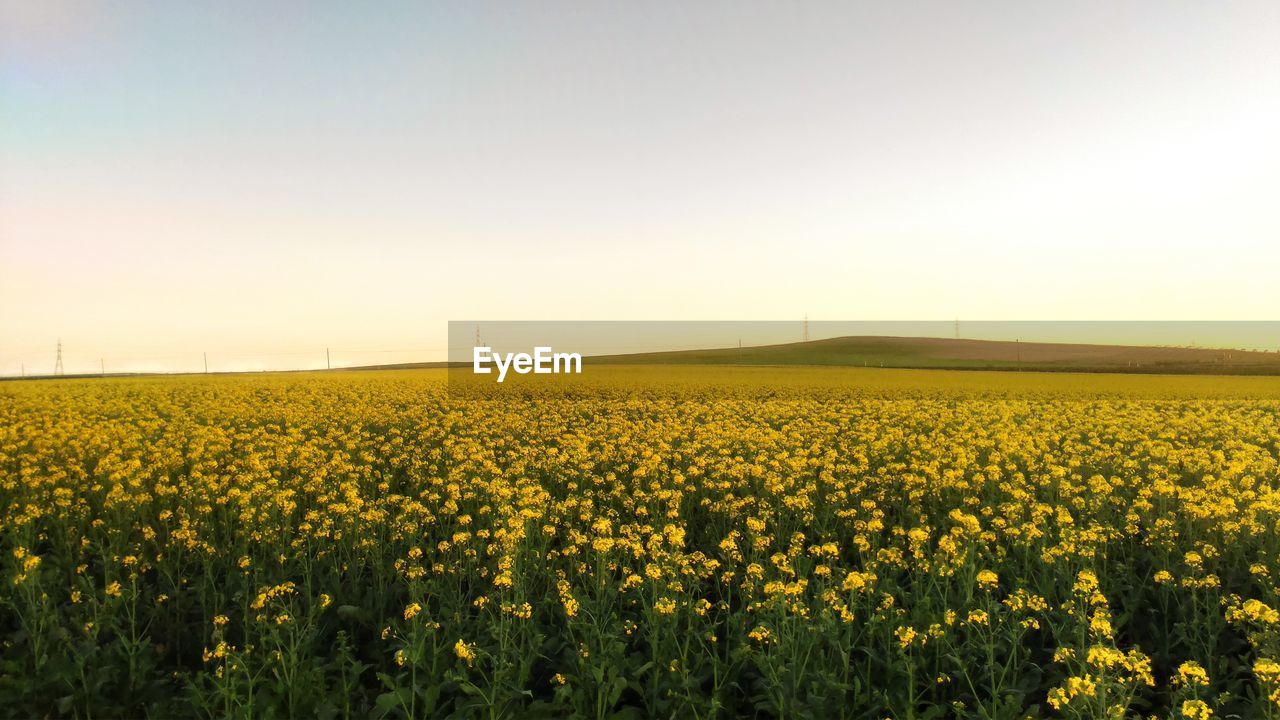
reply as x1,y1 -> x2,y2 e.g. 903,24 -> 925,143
2,1 -> 1278,373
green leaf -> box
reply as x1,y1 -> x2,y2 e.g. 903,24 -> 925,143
608,676 -> 627,706
374,691 -> 401,713
376,671 -> 399,691
336,604 -> 365,620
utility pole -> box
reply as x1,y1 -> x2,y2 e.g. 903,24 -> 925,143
54,339 -> 64,376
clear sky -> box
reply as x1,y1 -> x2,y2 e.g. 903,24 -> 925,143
2,1 -> 1278,373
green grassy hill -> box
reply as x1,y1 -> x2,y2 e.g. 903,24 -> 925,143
587,335 -> 1280,375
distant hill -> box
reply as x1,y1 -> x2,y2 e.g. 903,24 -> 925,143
341,361 -> 454,371
15,337 -> 1272,380
584,335 -> 1280,375
330,336 -> 1280,376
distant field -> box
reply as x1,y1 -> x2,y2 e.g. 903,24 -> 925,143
587,335 -> 1280,375
447,363 -> 1280,399
15,336 -> 1270,380
338,335 -> 1280,377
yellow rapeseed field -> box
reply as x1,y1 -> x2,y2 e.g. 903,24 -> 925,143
3,367 -> 1280,718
